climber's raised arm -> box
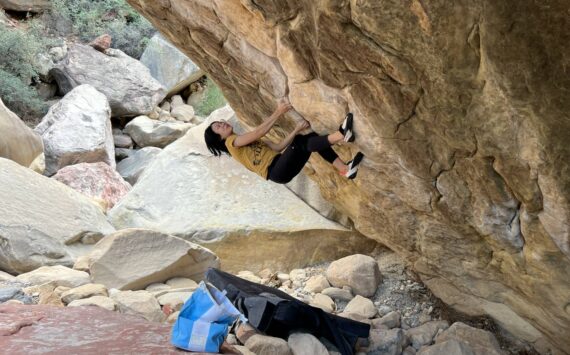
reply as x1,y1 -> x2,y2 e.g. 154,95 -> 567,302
263,120 -> 310,152
232,100 -> 292,148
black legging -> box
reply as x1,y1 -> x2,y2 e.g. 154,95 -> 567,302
267,132 -> 338,184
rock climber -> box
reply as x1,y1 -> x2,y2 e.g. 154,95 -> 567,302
204,100 -> 364,184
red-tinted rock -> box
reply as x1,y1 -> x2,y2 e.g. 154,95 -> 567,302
89,34 -> 112,52
52,162 -> 131,210
0,304 -> 200,353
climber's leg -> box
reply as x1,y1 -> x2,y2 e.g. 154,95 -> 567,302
267,135 -> 311,184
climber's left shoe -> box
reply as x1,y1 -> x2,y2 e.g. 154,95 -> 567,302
345,152 -> 364,179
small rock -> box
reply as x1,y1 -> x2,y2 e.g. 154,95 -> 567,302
372,311 -> 401,329
170,95 -> 184,108
366,328 -> 408,355
16,266 -> 90,288
344,295 -> 378,318
111,290 -> 165,322
326,254 -> 382,297
166,310 -> 180,324
277,273 -> 290,282
245,334 -> 292,355
114,134 -> 133,148
258,269 -> 274,280
310,293 -> 335,313
68,295 -> 117,311
156,291 -> 193,312
403,345 -> 417,355
171,104 -> 195,122
61,283 -> 108,304
434,322 -> 503,355
22,282 -> 64,307
145,283 -> 171,292
236,322 -> 260,344
406,320 -> 450,350
0,271 -> 16,282
377,305 -> 393,317
115,148 -> 133,160
417,339 -> 476,355
238,271 -> 262,284
89,34 -> 112,52
160,101 -> 171,112
322,287 -> 353,302
165,277 -> 198,289
288,332 -> 328,355
289,269 -> 306,282
304,275 -> 330,293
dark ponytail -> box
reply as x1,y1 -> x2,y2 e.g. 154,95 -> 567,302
204,123 -> 230,157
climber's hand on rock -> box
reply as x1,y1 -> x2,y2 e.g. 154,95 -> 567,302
295,119 -> 310,132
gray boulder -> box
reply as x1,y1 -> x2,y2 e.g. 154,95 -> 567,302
34,85 -> 114,176
50,44 -> 166,117
140,33 -> 204,95
0,158 -> 115,274
124,115 -> 192,148
116,147 -> 162,185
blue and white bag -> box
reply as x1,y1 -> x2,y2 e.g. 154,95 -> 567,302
171,281 -> 246,352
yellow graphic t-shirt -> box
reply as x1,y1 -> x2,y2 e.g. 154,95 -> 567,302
225,134 -> 279,179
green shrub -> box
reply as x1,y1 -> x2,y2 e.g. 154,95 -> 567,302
194,78 -> 227,117
50,0 -> 155,58
0,23 -> 50,119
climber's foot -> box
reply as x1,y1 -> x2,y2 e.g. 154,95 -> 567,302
345,152 -> 364,180
339,113 -> 355,143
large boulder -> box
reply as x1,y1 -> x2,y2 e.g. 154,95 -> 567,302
108,107 -> 378,273
87,228 -> 219,290
140,33 -> 204,95
50,44 -> 166,117
434,322 -> 504,355
124,115 -> 192,148
116,147 -> 161,185
0,0 -> 50,12
0,158 -> 115,274
0,97 -> 43,168
0,304 -> 184,353
52,162 -> 131,210
126,1 -> 570,352
34,85 -> 114,176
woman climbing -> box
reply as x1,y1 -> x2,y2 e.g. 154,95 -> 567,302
204,100 -> 364,184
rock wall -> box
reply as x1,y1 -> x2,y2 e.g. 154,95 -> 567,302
126,0 -> 570,352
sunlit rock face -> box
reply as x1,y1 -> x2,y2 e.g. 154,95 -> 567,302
126,0 -> 570,352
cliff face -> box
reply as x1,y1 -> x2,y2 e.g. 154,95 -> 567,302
126,0 -> 570,352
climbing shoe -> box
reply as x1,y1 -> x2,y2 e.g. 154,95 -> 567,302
345,152 -> 364,180
339,112 -> 355,143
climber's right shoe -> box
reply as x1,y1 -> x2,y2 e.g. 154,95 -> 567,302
345,152 -> 364,180
339,112 -> 355,143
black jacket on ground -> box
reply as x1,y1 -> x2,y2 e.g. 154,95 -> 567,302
205,268 -> 370,355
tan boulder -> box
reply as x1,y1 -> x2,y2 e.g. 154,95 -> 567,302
303,275 -> 330,294
88,228 -> 219,290
0,98 -> 43,167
